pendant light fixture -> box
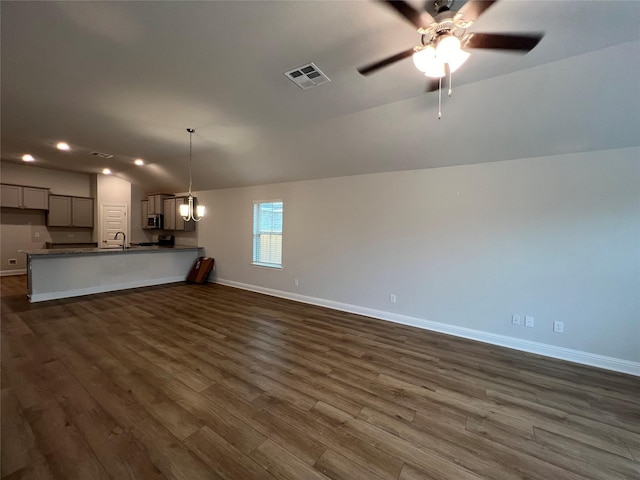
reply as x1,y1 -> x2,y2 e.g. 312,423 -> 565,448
179,128 -> 205,222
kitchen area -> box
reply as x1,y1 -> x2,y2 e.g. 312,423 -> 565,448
1,162 -> 206,302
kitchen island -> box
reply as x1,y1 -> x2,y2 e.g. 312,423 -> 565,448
21,245 -> 203,302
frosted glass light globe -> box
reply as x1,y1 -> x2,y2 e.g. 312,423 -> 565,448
413,46 -> 445,78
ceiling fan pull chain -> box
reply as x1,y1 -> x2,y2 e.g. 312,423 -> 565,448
448,67 -> 453,96
438,76 -> 442,119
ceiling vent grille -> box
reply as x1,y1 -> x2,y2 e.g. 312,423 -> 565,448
91,151 -> 114,159
284,63 -> 331,90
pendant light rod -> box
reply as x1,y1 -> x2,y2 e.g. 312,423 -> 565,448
180,127 -> 205,222
187,128 -> 195,196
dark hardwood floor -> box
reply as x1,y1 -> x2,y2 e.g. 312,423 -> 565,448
1,275 -> 639,480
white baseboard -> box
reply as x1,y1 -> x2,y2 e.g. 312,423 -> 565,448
1,269 -> 27,277
29,276 -> 186,303
214,278 -> 640,377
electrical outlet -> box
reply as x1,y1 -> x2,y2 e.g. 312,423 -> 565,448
8,259 -> 17,265
294,278 -> 299,286
511,315 -> 521,326
389,294 -> 397,303
553,321 -> 564,333
525,316 -> 534,328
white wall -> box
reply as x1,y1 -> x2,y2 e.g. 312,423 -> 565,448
196,147 -> 640,372
0,161 -> 93,196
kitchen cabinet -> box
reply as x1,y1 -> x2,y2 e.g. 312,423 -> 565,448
48,195 -> 93,227
72,197 -> 93,227
176,196 -> 196,232
163,198 -> 176,230
141,200 -> 149,229
48,196 -> 71,226
1,184 -> 49,209
162,196 -> 195,232
147,194 -> 173,215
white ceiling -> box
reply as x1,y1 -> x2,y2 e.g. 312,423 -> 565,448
2,0 -> 639,192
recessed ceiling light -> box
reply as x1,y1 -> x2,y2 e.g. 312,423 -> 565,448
22,154 -> 35,162
56,142 -> 70,151
134,158 -> 144,166
102,168 -> 112,175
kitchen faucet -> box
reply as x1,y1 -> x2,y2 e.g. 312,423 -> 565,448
114,231 -> 126,250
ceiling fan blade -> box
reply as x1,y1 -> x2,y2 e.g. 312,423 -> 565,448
457,0 -> 498,23
379,0 -> 434,30
357,48 -> 416,76
465,32 -> 543,52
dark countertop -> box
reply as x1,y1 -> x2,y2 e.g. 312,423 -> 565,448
20,245 -> 202,256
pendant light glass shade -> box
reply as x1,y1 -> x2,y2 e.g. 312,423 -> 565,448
179,203 -> 188,217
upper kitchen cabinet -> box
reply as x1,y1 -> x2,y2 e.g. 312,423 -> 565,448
147,194 -> 173,215
141,200 -> 149,229
165,196 -> 196,232
1,184 -> 49,210
72,197 -> 93,227
163,197 -> 176,230
176,196 -> 196,232
48,195 -> 93,227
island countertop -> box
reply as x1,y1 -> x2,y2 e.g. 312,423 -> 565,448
20,245 -> 201,256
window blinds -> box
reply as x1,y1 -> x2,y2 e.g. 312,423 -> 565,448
253,201 -> 283,267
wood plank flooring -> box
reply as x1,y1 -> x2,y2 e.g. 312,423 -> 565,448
1,275 -> 639,480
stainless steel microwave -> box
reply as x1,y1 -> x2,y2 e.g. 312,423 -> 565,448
147,214 -> 163,229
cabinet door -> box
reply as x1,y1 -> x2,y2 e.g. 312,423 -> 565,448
148,195 -> 160,214
174,197 -> 196,232
72,197 -> 93,227
175,197 -> 186,231
22,187 -> 49,209
155,195 -> 163,215
163,198 -> 176,230
141,201 -> 149,229
1,185 -> 21,208
48,195 -> 72,226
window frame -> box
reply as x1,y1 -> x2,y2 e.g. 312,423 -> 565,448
251,199 -> 284,269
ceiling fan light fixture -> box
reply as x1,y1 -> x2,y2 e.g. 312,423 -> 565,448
413,46 -> 445,78
446,48 -> 470,73
435,35 -> 462,64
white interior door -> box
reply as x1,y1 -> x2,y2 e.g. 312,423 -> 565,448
101,204 -> 128,248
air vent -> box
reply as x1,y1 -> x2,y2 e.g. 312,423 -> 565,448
284,63 -> 331,90
91,151 -> 114,159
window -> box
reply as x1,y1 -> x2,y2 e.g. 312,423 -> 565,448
253,200 -> 283,268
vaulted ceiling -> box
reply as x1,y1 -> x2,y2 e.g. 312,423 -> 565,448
2,1 -> 639,192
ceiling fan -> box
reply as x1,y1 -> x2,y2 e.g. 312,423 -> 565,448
358,0 -> 544,93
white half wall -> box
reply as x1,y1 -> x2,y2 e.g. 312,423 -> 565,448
195,147 -> 640,372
